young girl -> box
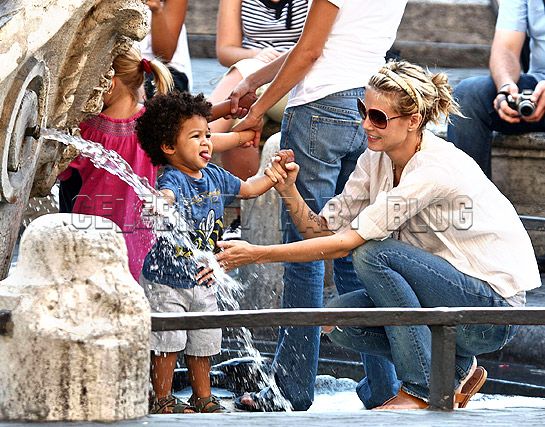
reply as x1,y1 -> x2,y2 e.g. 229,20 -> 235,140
58,47 -> 173,281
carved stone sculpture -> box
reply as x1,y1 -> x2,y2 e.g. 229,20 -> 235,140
0,214 -> 150,421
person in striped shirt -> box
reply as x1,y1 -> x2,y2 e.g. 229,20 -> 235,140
209,0 -> 308,185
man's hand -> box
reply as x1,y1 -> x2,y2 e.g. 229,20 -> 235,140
238,130 -> 259,148
225,93 -> 258,120
232,108 -> 264,147
229,78 -> 258,116
494,82 -> 521,124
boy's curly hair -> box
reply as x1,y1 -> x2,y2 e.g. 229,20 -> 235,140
136,91 -> 212,166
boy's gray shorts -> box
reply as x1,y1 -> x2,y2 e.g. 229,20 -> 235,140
140,275 -> 221,356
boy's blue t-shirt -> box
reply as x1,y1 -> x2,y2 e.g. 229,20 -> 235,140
142,163 -> 241,288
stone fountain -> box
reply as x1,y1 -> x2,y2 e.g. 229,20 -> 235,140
0,0 -> 149,279
0,214 -> 150,421
0,0 -> 152,421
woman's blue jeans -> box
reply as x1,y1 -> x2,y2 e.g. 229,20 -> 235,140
327,238 -> 518,401
261,88 -> 400,411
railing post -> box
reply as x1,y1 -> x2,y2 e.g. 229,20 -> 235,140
0,309 -> 13,336
429,325 -> 457,411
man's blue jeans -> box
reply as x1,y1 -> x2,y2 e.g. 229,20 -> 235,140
447,74 -> 544,178
261,88 -> 399,410
327,239 -> 518,401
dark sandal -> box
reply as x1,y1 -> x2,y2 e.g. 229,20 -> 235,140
189,394 -> 228,413
455,366 -> 488,409
150,394 -> 195,414
233,391 -> 287,412
234,392 -> 264,412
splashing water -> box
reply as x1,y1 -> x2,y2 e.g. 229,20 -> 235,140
41,128 -> 193,247
211,258 -> 292,411
43,128 -> 291,411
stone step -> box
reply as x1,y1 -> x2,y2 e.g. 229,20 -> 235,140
399,0 -> 496,45
396,0 -> 496,67
185,0 -> 497,68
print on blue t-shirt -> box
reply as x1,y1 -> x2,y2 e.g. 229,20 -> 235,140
142,164 -> 241,288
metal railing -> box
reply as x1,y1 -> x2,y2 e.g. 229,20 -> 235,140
151,306 -> 545,411
3,306 -> 544,410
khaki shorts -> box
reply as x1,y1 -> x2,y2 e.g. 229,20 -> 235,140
140,275 -> 221,356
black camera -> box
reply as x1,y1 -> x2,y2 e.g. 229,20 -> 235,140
507,89 -> 536,116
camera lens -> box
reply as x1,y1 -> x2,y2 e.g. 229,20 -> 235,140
518,100 -> 535,116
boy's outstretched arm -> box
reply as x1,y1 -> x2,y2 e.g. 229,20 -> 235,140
237,173 -> 276,199
209,94 -> 257,122
211,130 -> 257,153
237,149 -> 294,199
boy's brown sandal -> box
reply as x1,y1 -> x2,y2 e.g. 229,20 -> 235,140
150,394 -> 195,414
189,394 -> 228,413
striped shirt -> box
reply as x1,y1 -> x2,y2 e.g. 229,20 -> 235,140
320,131 -> 541,304
241,0 -> 308,51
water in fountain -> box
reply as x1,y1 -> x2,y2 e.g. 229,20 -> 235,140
208,256 -> 292,411
41,128 -> 292,411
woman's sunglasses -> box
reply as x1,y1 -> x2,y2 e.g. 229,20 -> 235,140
357,98 -> 409,129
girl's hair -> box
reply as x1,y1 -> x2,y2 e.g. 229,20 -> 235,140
368,60 -> 462,128
112,46 -> 173,101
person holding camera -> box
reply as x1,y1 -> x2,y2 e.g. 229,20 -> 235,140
447,0 -> 545,178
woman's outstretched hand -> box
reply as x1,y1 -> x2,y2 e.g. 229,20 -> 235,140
216,240 -> 260,271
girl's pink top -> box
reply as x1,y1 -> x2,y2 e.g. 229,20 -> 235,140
60,108 -> 157,280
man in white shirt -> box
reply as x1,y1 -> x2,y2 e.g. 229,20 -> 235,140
229,0 -> 408,412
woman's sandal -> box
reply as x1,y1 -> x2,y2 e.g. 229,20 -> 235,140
373,389 -> 429,410
189,394 -> 228,413
455,366 -> 488,409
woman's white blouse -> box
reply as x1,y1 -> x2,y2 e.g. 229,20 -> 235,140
320,131 -> 541,303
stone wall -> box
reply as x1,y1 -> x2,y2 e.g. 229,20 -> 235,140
492,133 -> 545,255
